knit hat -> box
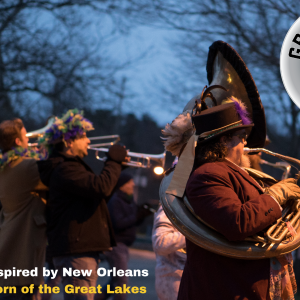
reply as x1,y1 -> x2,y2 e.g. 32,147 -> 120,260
115,173 -> 133,190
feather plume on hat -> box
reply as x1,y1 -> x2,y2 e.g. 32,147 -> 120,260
161,111 -> 195,156
222,96 -> 252,125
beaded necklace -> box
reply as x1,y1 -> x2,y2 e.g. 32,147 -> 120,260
0,147 -> 45,171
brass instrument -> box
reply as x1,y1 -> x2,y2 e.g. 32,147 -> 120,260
88,135 -> 120,147
26,117 -> 56,147
89,146 -> 166,171
159,41 -> 300,259
244,148 -> 299,174
160,148 -> 300,259
260,160 -> 291,180
26,117 -> 56,138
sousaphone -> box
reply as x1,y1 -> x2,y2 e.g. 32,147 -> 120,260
160,41 -> 300,259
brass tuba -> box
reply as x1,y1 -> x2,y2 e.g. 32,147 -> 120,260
160,165 -> 300,259
160,41 -> 300,259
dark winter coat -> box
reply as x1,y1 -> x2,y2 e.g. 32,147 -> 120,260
38,151 -> 122,257
178,159 -> 282,300
108,190 -> 138,246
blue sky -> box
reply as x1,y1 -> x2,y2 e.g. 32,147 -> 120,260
96,23 -> 188,127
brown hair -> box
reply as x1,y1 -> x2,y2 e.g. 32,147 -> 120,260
0,119 -> 24,153
195,134 -> 232,167
52,133 -> 83,153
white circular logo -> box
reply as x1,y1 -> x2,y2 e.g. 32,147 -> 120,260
280,18 -> 300,109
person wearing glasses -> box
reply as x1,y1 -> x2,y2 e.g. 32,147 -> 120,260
167,98 -> 300,300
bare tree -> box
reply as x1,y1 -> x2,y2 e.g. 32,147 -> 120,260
144,0 -> 300,156
0,0 -> 149,122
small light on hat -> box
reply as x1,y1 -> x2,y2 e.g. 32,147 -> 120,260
154,166 -> 164,175
227,74 -> 232,83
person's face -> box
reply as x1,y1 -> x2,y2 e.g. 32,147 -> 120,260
15,127 -> 29,149
67,132 -> 91,158
222,129 -> 247,165
119,179 -> 135,196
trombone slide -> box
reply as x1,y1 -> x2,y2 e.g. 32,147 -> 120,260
88,135 -> 120,147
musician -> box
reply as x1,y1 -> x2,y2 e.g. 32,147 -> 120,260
152,204 -> 186,300
169,100 -> 300,300
37,109 -> 128,300
155,113 -> 191,300
0,118 -> 47,299
96,172 -> 152,300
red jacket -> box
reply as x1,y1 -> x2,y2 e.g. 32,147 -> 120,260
178,159 -> 282,300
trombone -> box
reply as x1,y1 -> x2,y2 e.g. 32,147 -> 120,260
89,146 -> 166,173
26,117 -> 56,138
88,135 -> 120,147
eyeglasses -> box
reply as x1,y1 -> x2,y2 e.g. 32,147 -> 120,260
232,132 -> 248,141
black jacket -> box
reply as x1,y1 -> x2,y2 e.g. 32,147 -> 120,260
108,190 -> 138,246
38,151 -> 122,257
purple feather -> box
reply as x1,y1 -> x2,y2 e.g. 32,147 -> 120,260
231,97 -> 252,125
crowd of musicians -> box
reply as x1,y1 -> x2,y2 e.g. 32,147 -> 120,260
1,40 -> 300,300
0,110 -> 154,300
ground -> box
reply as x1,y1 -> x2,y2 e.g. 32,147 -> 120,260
51,248 -> 157,300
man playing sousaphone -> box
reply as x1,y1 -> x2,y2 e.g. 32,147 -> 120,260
162,41 -> 300,300
169,95 -> 300,300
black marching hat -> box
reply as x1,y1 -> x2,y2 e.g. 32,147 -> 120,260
193,102 -> 254,145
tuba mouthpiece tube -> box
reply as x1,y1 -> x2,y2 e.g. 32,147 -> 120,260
244,147 -> 300,179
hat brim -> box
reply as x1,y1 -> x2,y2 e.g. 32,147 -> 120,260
197,123 -> 254,145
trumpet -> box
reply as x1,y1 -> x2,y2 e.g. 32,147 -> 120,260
89,146 -> 166,173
